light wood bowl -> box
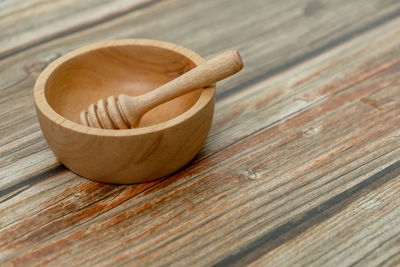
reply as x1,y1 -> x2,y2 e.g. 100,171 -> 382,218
34,39 -> 215,184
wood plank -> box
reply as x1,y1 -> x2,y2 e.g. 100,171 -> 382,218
0,12 -> 399,266
0,0 -> 155,58
249,166 -> 400,267
1,0 -> 400,186
2,0 -> 400,94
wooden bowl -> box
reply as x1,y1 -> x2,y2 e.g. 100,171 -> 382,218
34,39 -> 215,184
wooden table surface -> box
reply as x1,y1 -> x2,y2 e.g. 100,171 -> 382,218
1,0 -> 400,266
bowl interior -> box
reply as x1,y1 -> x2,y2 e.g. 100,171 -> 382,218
45,45 -> 201,127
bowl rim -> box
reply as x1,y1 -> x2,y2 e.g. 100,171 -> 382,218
34,39 -> 215,136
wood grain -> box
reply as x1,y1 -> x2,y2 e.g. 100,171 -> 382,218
1,0 -> 400,185
249,163 -> 400,266
0,0 -> 155,58
0,0 -> 400,266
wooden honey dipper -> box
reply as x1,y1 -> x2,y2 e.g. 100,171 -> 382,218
80,50 -> 243,129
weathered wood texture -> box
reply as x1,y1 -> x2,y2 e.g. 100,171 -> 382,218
0,0 -> 400,266
0,0 -> 152,58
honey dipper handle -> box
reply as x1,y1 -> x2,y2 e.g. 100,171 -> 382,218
137,50 -> 243,113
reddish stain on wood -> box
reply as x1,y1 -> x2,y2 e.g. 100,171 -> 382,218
253,89 -> 283,110
360,98 -> 383,110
